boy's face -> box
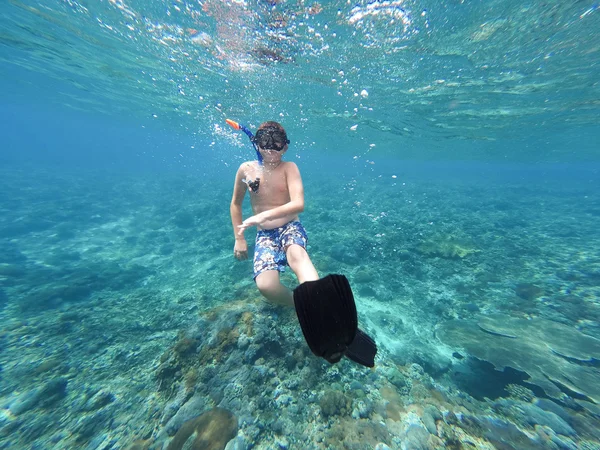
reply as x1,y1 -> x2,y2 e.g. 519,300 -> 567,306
259,145 -> 287,164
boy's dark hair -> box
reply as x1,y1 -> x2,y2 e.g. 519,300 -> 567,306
258,121 -> 287,139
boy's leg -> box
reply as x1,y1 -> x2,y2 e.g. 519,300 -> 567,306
255,270 -> 294,307
286,244 -> 319,284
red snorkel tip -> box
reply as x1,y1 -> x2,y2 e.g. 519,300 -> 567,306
225,119 -> 240,130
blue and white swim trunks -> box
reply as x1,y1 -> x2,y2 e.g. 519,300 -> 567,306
253,220 -> 308,279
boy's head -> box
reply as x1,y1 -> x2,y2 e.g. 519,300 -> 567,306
254,121 -> 290,153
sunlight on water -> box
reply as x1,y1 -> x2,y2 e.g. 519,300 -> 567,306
2,0 -> 599,159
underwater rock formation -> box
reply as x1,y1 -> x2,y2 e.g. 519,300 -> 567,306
436,314 -> 600,408
166,407 -> 237,450
416,236 -> 479,259
7,378 -> 67,415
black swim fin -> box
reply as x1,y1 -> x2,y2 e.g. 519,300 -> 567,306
293,274 -> 377,367
346,329 -> 377,368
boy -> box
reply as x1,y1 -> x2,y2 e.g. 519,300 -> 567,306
230,121 -> 318,307
229,120 -> 376,367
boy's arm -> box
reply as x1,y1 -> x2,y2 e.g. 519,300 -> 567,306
230,165 -> 248,240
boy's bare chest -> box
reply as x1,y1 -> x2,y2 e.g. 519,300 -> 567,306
246,164 -> 289,205
260,171 -> 288,196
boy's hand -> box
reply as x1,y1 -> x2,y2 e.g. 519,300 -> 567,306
234,239 -> 248,260
237,212 -> 267,234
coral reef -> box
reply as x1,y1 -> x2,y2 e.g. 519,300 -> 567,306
436,313 -> 600,405
319,390 -> 351,418
2,169 -> 600,449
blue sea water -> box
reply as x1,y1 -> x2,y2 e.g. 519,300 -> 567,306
1,0 -> 600,449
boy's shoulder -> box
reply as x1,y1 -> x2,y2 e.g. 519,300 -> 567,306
238,160 -> 258,170
282,161 -> 299,171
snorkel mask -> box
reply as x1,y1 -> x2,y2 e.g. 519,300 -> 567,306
252,127 -> 290,151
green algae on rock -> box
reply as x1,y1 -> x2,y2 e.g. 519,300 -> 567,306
166,408 -> 237,450
436,314 -> 600,405
514,283 -> 544,301
416,236 -> 479,259
320,389 -> 352,418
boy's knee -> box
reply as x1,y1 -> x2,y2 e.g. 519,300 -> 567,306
286,245 -> 308,266
255,272 -> 293,306
256,282 -> 273,298
255,274 -> 278,297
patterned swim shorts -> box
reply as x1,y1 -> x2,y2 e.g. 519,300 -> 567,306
253,220 -> 308,279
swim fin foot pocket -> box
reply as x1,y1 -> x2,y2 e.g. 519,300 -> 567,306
293,274 -> 377,367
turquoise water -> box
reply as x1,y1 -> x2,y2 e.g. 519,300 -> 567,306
1,1 -> 600,449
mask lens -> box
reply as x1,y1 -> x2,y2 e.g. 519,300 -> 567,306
254,129 -> 289,151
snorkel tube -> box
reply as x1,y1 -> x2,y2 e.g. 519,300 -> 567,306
225,119 -> 263,166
